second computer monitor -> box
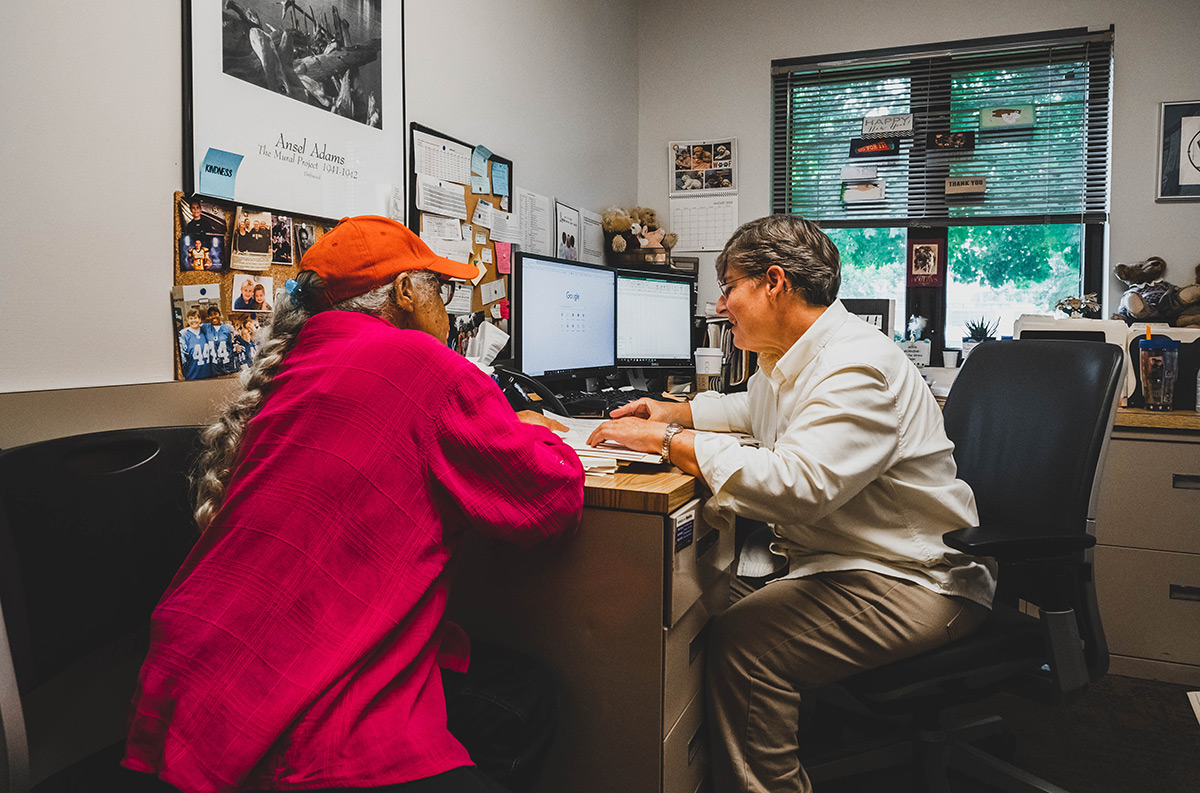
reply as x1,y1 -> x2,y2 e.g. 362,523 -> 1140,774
616,270 -> 695,368
514,252 -> 616,379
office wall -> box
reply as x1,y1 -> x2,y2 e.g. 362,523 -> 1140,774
637,0 -> 1200,312
0,0 -> 639,396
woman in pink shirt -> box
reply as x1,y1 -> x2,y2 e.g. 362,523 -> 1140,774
124,217 -> 585,793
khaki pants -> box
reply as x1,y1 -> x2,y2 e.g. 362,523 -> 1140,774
706,570 -> 990,793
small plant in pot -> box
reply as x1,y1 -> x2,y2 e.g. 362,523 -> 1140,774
961,316 -> 999,358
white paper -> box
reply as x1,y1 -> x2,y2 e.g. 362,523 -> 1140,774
416,174 -> 468,220
445,284 -> 474,314
471,258 -> 486,286
669,194 -> 739,252
555,201 -> 581,260
474,230 -> 488,245
421,213 -> 462,240
472,200 -> 494,229
420,232 -> 473,263
489,210 -> 521,244
516,187 -> 553,256
581,209 -> 605,264
481,248 -> 493,264
480,278 -> 506,304
413,130 -> 472,184
389,186 -> 404,221
543,412 -> 664,463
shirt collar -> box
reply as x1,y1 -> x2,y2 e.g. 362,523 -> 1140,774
765,300 -> 849,386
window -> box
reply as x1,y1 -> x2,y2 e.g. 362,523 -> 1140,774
772,29 -> 1112,351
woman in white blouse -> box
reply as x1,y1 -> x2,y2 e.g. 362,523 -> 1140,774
587,214 -> 996,793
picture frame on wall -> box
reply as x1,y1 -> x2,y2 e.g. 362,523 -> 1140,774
184,0 -> 403,219
906,238 -> 946,287
1156,100 -> 1200,202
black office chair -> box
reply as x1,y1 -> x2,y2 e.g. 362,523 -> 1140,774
0,426 -> 202,793
801,339 -> 1124,793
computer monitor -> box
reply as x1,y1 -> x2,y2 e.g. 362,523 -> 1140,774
513,252 -> 616,379
616,270 -> 695,368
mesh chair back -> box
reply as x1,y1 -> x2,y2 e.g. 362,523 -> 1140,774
0,426 -> 201,694
942,340 -> 1123,540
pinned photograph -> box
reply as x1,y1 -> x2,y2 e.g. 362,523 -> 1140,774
927,131 -> 976,151
294,221 -> 318,261
172,283 -> 234,380
271,214 -> 293,264
178,194 -> 228,272
226,313 -> 263,371
231,275 -> 275,313
231,207 -> 273,271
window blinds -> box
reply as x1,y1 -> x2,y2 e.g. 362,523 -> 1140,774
771,28 -> 1112,228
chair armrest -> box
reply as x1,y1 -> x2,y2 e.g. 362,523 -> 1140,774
944,523 -> 1095,562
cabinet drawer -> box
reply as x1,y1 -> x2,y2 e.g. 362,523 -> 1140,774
663,688 -> 707,793
1095,545 -> 1200,666
666,499 -> 735,627
1095,438 -> 1200,553
664,596 -> 709,738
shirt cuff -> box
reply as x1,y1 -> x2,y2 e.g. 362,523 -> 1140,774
692,430 -> 746,505
689,392 -> 733,433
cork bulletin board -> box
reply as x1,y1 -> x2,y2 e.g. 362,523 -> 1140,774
407,123 -> 515,357
171,190 -> 332,381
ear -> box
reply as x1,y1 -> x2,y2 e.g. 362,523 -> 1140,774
392,272 -> 419,313
764,265 -> 791,295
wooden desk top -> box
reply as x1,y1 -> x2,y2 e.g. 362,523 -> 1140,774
584,465 -> 697,515
1114,407 -> 1200,433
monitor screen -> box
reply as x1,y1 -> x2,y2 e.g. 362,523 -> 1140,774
514,253 -> 616,378
616,270 -> 695,368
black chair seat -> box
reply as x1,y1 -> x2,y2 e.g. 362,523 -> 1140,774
844,605 -> 1044,707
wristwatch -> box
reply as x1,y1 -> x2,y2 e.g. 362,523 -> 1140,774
661,422 -> 684,465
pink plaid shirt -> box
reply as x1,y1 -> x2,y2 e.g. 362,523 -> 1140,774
124,312 -> 584,792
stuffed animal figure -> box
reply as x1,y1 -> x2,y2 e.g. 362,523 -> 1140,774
628,206 -> 678,251
601,206 -> 638,254
1114,257 -> 1200,327
601,205 -> 679,255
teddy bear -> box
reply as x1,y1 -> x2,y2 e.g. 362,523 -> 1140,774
601,206 -> 639,254
1114,257 -> 1200,328
628,206 -> 678,251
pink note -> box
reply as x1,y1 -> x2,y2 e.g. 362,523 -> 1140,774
499,299 -> 510,319
495,241 -> 512,274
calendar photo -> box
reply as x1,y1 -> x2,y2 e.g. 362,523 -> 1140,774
669,138 -> 738,196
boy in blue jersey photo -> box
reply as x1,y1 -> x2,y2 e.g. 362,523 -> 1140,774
204,307 -> 238,376
178,308 -> 212,380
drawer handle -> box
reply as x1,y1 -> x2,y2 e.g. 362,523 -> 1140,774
696,528 -> 720,559
690,621 -> 710,664
688,721 -> 705,765
1169,584 -> 1200,602
1172,474 -> 1200,490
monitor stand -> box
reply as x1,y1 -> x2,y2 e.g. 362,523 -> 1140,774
627,368 -> 650,390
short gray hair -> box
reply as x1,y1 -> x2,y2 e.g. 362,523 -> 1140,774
715,215 -> 841,306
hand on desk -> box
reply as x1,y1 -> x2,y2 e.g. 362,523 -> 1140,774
586,402 -> 705,484
607,397 -> 693,426
516,410 -> 568,433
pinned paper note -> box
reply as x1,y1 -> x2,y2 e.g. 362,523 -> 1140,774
422,213 -> 462,241
491,162 -> 510,196
495,241 -> 512,274
474,230 -> 488,245
472,200 -> 494,229
471,258 -> 486,285
471,175 -> 490,194
199,148 -> 243,199
490,303 -> 503,319
471,145 -> 492,176
445,284 -> 474,315
481,279 -> 506,304
481,248 -> 493,264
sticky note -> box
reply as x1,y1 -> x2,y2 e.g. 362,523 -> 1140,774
495,241 -> 512,274
481,248 -> 493,264
199,148 -> 244,199
491,162 -> 510,196
471,145 -> 492,176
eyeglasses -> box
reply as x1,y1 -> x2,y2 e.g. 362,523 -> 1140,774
438,280 -> 457,306
716,273 -> 757,299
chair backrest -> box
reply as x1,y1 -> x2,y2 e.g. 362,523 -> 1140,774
0,426 -> 201,694
942,340 -> 1124,544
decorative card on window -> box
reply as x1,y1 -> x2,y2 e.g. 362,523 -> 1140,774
861,113 -> 913,138
848,138 -> 901,158
979,104 -> 1035,130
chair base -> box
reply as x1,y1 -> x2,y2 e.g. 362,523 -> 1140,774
806,713 -> 1072,793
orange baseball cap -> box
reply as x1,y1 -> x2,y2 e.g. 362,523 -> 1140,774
300,215 -> 478,305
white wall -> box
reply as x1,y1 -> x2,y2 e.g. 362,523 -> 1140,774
0,0 -> 639,395
637,0 -> 1200,313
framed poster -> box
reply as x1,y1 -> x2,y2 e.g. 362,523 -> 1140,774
1156,101 -> 1200,201
184,0 -> 403,219
907,238 -> 946,287
554,201 -> 581,261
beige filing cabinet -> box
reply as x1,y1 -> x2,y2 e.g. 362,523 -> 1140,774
448,469 -> 734,793
1094,410 -> 1200,686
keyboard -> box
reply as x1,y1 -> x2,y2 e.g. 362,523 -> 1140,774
556,389 -> 683,417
